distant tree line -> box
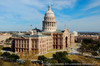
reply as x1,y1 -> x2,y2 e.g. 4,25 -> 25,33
78,38 -> 100,56
79,32 -> 100,35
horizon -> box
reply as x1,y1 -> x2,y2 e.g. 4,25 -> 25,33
0,0 -> 100,32
0,30 -> 100,33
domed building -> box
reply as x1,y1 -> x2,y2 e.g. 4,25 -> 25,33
11,4 -> 75,55
42,4 -> 57,32
72,31 -> 78,36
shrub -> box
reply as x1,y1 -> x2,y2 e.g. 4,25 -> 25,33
1,52 -> 19,61
38,55 -> 47,62
47,59 -> 58,63
2,47 -> 11,51
53,51 -> 71,63
82,38 -> 93,44
71,60 -> 79,63
0,52 -> 2,55
1,52 -> 10,57
8,54 -> 19,61
92,52 -> 98,56
63,51 -> 68,56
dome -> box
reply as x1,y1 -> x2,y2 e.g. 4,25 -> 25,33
45,10 -> 55,17
42,4 -> 57,32
43,4 -> 56,22
44,4 -> 55,18
72,31 -> 78,36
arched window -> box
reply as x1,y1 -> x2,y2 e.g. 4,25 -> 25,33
65,37 -> 68,47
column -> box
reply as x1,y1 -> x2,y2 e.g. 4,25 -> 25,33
15,40 -> 17,47
18,40 -> 19,47
48,22 -> 49,26
29,38 -> 32,51
26,40 -> 27,48
34,40 -> 35,49
18,49 -> 19,52
23,40 -> 25,48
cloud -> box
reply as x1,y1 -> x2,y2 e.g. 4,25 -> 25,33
57,15 -> 100,32
0,0 -> 44,24
49,0 -> 77,10
0,0 -> 76,22
84,0 -> 100,11
90,10 -> 100,14
0,0 -> 77,30
0,0 -> 100,31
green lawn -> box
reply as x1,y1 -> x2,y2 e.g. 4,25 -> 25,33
47,49 -> 60,52
44,50 -> 69,58
44,52 -> 55,58
0,46 -> 3,50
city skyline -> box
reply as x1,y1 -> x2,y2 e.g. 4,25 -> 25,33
0,0 -> 100,32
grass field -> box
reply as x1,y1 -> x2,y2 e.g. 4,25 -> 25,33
44,52 -> 55,58
47,49 -> 60,52
67,55 -> 100,65
0,46 -> 3,50
0,60 -> 20,66
44,50 -> 69,58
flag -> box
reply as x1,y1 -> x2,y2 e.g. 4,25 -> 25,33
64,24 -> 66,28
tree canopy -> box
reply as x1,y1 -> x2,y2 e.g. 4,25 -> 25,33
79,38 -> 100,55
1,52 -> 19,61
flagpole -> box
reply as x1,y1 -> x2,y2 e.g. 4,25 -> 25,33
64,23 -> 67,29
30,25 -> 32,30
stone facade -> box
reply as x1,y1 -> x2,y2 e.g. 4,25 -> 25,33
42,29 -> 74,49
11,4 -> 75,55
12,35 -> 53,54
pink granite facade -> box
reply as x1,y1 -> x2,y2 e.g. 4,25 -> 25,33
11,4 -> 75,55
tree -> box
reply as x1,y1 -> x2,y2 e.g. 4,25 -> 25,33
71,60 -> 79,63
0,52 -> 2,55
53,51 -> 71,63
63,51 -> 68,56
47,59 -> 58,66
38,55 -> 47,62
2,47 -> 11,51
78,43 -> 87,54
92,52 -> 98,56
1,52 -> 19,61
23,60 -> 34,66
5,37 -> 11,42
21,50 -> 38,60
0,59 -> 3,66
48,59 -> 58,63
89,45 -> 98,51
1,52 -> 10,57
82,38 -> 93,44
8,54 -> 19,61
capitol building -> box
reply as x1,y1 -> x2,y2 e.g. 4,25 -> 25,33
11,4 -> 75,54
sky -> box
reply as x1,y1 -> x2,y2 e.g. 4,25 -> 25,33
0,0 -> 100,32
